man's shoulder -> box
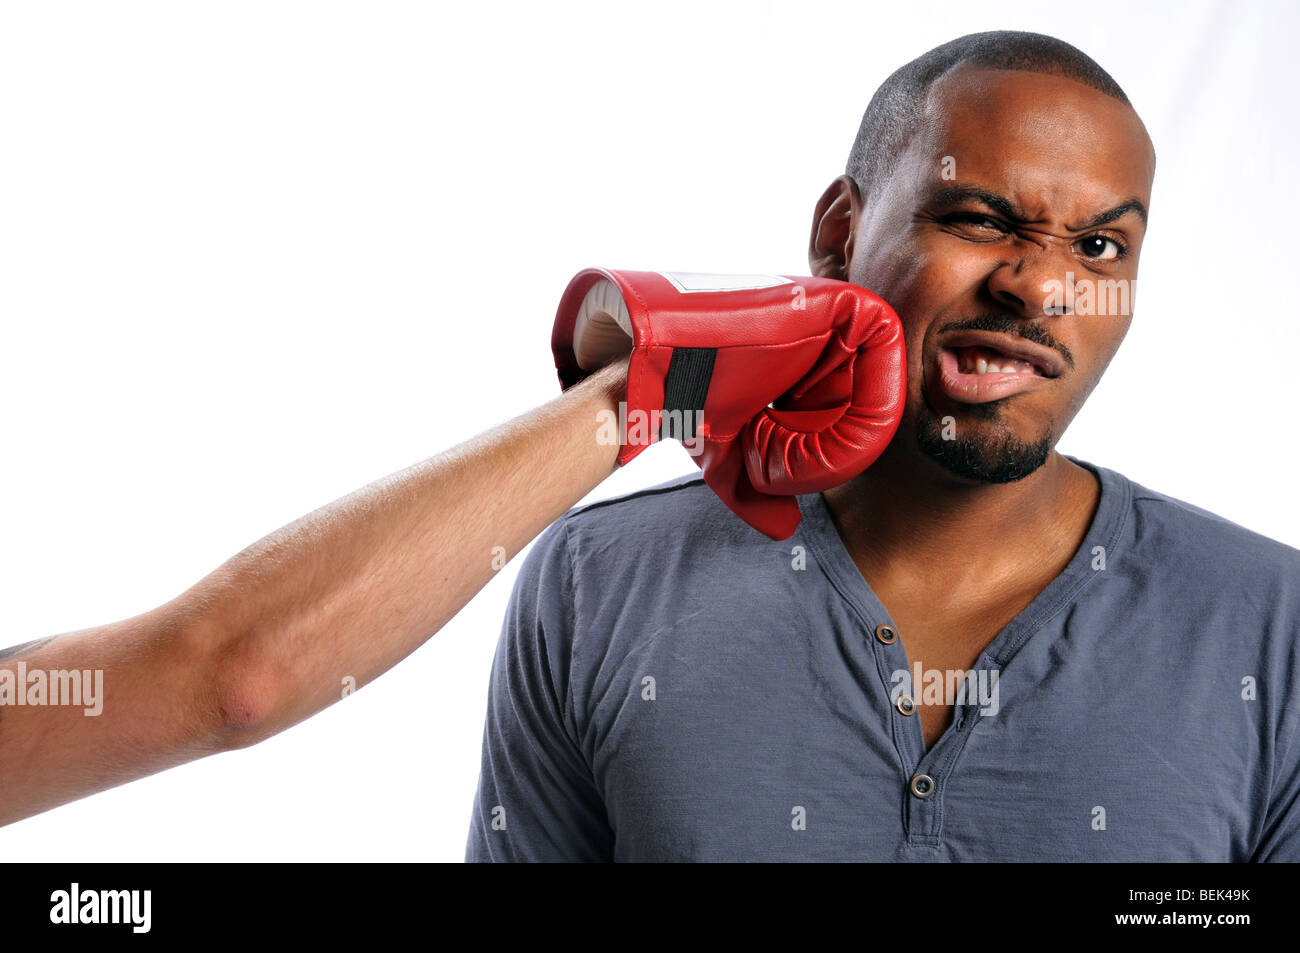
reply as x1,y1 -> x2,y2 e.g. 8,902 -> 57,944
508,473 -> 782,646
564,472 -> 715,524
554,472 -> 761,554
1102,463 -> 1300,580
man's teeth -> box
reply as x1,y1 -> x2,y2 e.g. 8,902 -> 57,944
968,355 -> 1036,375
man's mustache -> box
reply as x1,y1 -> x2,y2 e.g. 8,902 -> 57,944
940,313 -> 1075,370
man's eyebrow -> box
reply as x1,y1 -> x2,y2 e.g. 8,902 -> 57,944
925,186 -> 1148,229
927,185 -> 1023,220
1074,199 -> 1147,229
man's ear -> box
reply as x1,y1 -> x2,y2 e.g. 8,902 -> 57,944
808,174 -> 860,280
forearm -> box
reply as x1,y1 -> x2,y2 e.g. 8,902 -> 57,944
0,360 -> 626,824
0,615 -> 218,827
189,358 -> 628,743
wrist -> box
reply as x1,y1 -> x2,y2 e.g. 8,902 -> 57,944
584,355 -> 630,411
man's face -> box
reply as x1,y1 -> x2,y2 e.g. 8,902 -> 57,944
829,66 -> 1155,483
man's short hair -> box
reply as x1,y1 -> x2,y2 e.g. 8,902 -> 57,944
846,31 -> 1131,201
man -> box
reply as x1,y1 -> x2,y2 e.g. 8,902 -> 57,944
465,31 -> 1300,861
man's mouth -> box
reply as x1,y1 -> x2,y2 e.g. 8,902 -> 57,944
934,333 -> 1063,404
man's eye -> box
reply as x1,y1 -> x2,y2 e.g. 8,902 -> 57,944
1077,235 -> 1124,261
941,213 -> 1005,235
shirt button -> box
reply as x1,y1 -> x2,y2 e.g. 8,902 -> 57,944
875,624 -> 898,645
896,694 -> 916,716
910,774 -> 936,799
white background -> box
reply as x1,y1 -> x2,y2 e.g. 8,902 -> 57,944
1,0 -> 1295,860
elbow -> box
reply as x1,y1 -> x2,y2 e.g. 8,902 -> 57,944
147,595 -> 284,754
204,627 -> 283,752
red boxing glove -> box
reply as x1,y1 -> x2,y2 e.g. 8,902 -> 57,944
552,269 -> 906,539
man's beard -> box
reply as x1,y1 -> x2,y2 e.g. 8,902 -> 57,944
915,401 -> 1052,484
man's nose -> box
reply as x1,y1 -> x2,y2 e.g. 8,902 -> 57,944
984,240 -> 1076,319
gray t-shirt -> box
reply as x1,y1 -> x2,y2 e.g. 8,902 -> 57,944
465,458 -> 1300,861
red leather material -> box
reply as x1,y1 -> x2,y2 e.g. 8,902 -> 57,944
552,268 -> 906,539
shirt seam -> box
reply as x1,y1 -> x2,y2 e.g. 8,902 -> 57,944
559,517 -> 585,757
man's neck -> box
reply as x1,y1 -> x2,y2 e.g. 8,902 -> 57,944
822,447 -> 1101,601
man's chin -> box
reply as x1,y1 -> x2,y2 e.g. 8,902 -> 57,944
914,414 -> 1053,484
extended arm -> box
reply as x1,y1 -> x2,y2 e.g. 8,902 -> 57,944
0,358 -> 627,827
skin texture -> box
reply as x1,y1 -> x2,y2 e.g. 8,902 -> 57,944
0,358 -> 628,826
810,66 -> 1156,748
